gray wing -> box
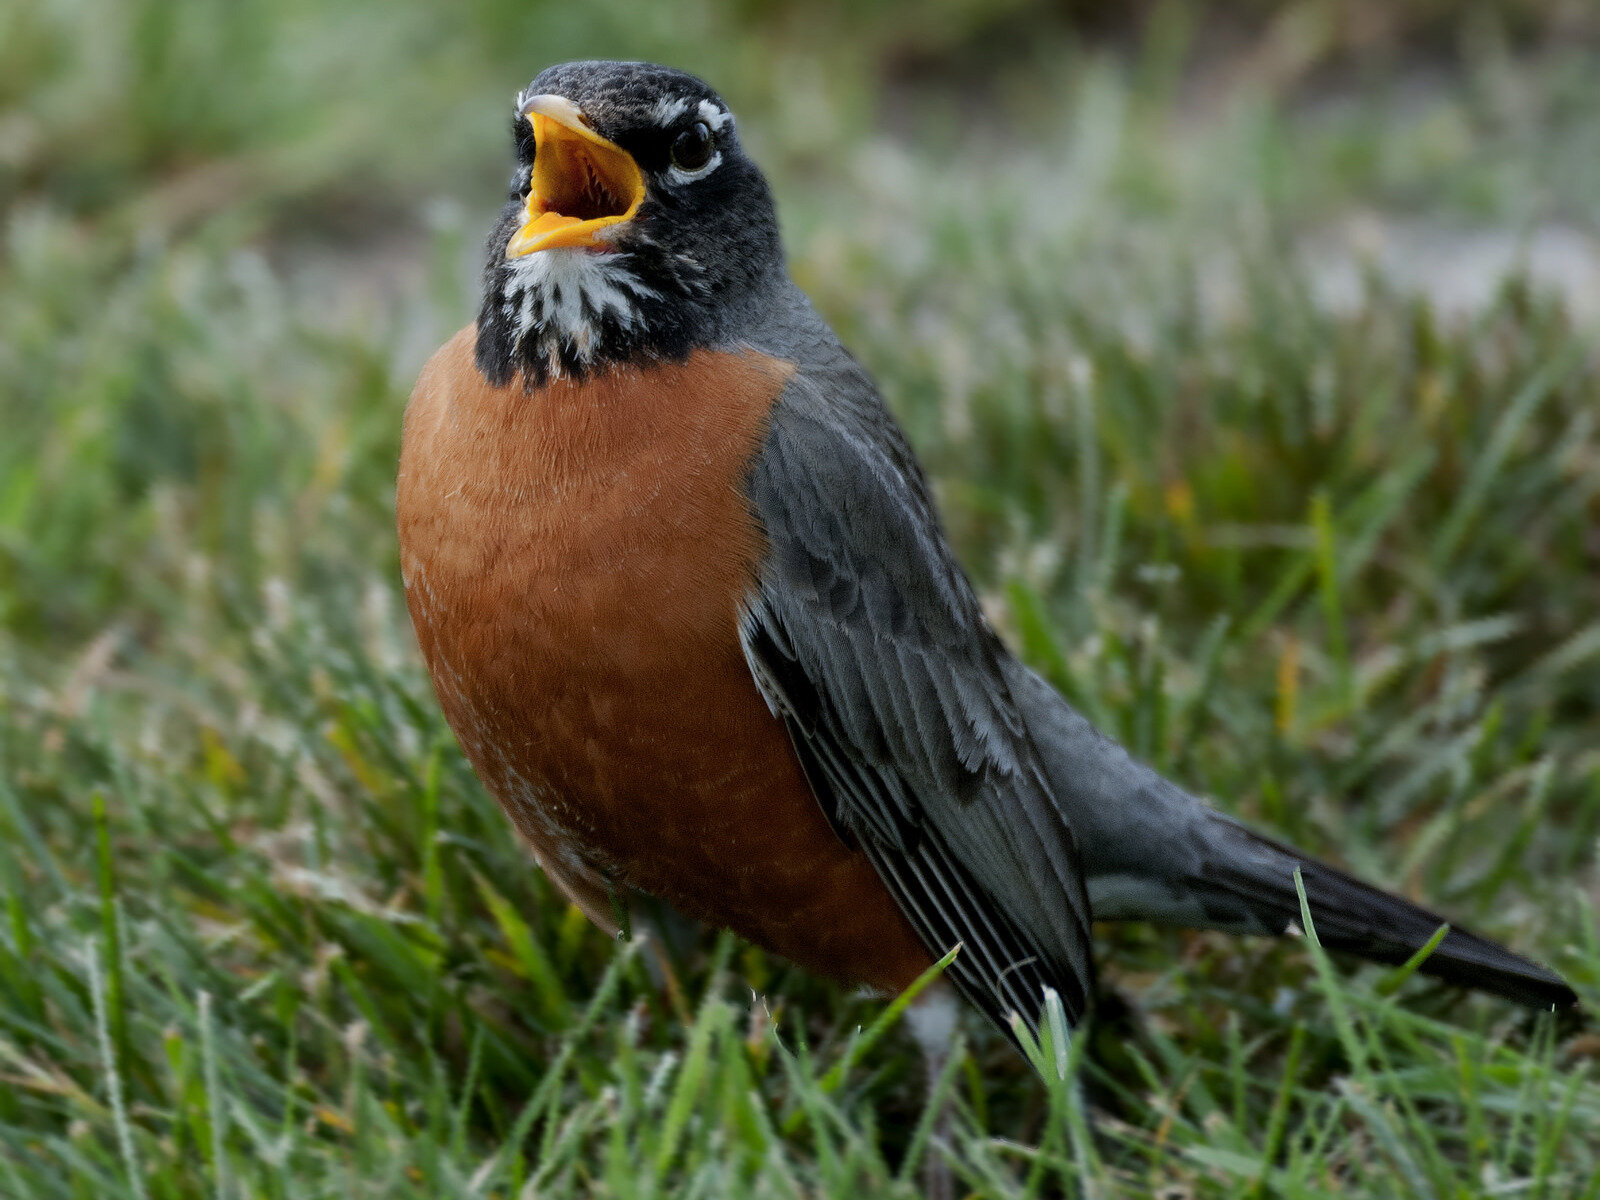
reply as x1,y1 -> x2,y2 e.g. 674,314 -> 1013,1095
739,368 -> 1095,1037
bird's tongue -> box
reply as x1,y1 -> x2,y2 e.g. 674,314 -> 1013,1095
520,211 -> 587,239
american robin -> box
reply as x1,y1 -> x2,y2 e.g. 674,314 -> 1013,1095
397,60 -> 1576,1047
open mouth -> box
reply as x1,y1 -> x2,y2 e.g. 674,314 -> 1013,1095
506,95 -> 645,258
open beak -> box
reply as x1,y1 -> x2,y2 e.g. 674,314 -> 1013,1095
506,95 -> 645,258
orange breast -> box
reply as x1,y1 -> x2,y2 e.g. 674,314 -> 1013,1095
396,326 -> 930,993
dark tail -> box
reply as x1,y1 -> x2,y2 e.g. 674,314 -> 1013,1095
998,659 -> 1578,1011
1201,820 -> 1577,1010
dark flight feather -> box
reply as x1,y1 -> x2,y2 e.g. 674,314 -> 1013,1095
741,371 -> 1096,1037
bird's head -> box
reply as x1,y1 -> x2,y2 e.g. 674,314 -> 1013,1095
475,61 -> 783,387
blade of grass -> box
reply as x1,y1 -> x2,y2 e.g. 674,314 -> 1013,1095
1431,349 -> 1579,569
88,942 -> 145,1200
1373,923 -> 1450,998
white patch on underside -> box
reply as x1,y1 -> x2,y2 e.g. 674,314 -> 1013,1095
904,985 -> 959,1064
504,247 -> 658,370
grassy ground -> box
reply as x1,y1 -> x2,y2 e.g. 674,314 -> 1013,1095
3,0 -> 1599,1195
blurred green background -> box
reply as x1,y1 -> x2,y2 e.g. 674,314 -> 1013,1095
2,1 -> 1599,1196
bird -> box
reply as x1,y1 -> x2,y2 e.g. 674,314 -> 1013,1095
396,60 -> 1577,1055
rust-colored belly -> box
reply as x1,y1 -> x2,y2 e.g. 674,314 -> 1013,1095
396,327 -> 930,992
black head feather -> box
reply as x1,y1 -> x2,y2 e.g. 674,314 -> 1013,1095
476,61 -> 784,387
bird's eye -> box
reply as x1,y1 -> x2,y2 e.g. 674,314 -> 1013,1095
670,121 -> 714,173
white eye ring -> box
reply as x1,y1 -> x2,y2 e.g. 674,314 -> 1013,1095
665,120 -> 720,185
665,150 -> 722,186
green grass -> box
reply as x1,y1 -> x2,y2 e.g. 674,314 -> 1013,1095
2,0 -> 1599,1195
